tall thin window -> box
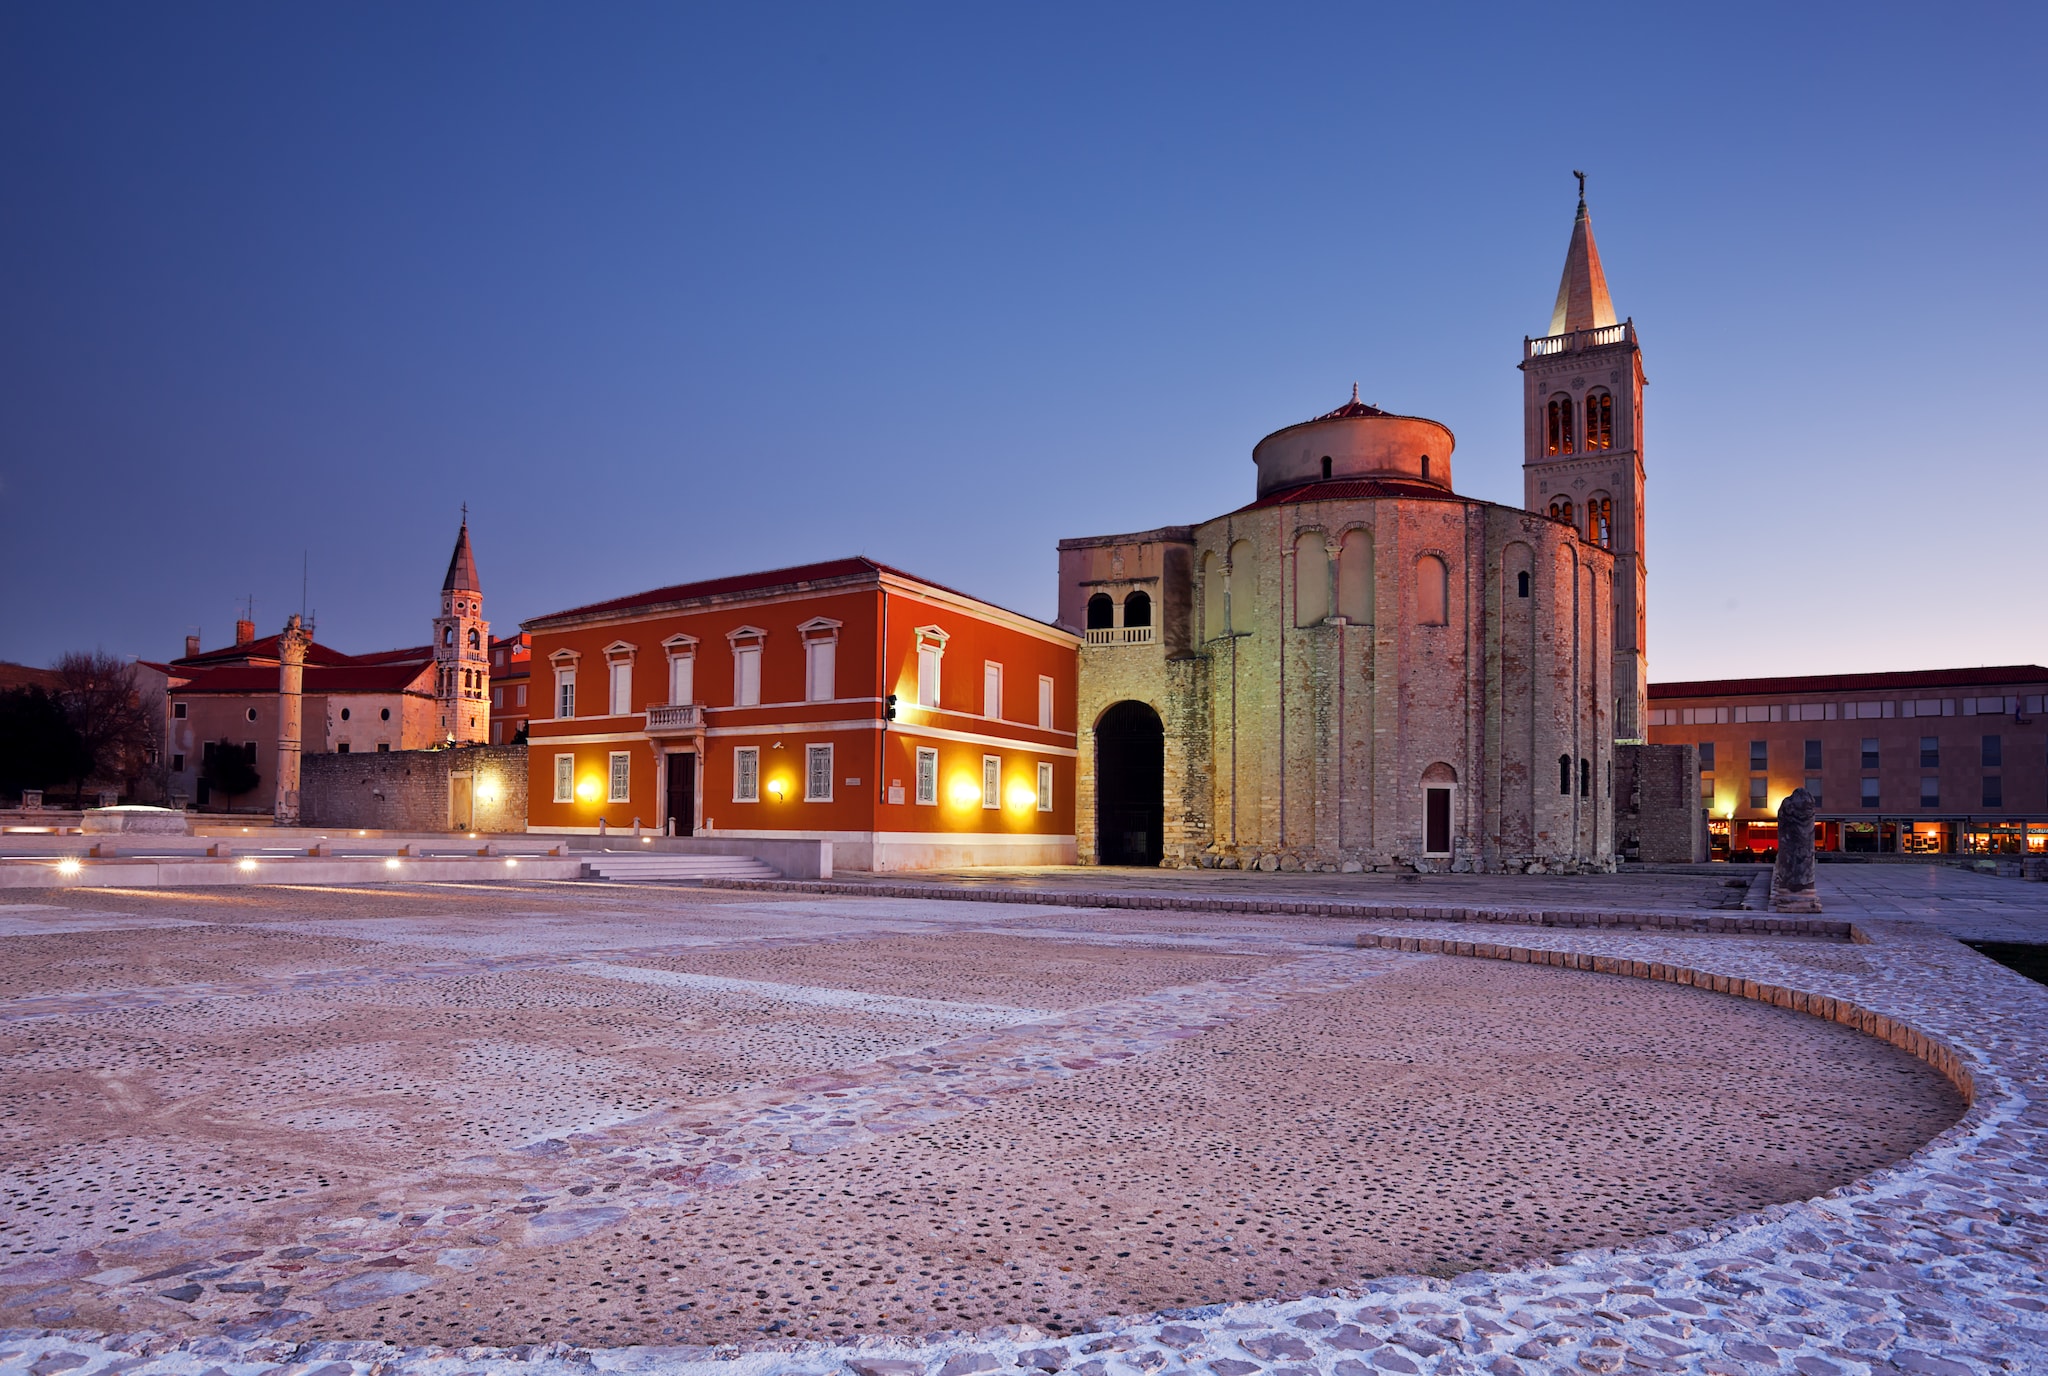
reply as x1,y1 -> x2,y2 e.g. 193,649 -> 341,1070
1037,675 -> 1055,730
1201,551 -> 1223,640
554,754 -> 574,803
915,747 -> 938,805
733,643 -> 761,707
1086,594 -> 1114,630
555,669 -> 576,719
1415,554 -> 1449,626
1548,394 -> 1575,454
608,751 -> 631,803
669,655 -> 694,705
1549,498 -> 1575,528
1559,755 -> 1571,795
1587,496 -> 1613,549
1580,758 -> 1591,797
805,639 -> 836,702
1804,739 -> 1822,770
917,644 -> 941,707
1320,455 -> 1332,480
1983,734 -> 2003,767
1036,760 -> 1053,812
733,747 -> 759,802
805,744 -> 832,802
1588,390 -> 1613,449
1336,529 -> 1373,623
983,662 -> 1003,720
982,754 -> 1001,809
1516,570 -> 1530,598
1294,531 -> 1329,626
609,661 -> 632,716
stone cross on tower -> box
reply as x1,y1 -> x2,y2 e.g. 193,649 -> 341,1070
1520,179 -> 1650,742
433,516 -> 492,745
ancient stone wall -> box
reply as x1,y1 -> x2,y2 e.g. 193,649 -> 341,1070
1614,741 -> 1706,863
301,744 -> 528,833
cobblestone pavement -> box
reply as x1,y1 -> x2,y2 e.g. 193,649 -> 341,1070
0,867 -> 2041,1375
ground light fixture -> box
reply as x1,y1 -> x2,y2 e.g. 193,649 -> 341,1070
238,858 -> 257,873
385,858 -> 401,870
56,858 -> 80,876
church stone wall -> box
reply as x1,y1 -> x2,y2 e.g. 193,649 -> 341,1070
1615,742 -> 1707,863
302,744 -> 527,833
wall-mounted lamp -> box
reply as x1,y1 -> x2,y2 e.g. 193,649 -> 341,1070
768,778 -> 786,800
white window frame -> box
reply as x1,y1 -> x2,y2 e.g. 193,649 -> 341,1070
1037,760 -> 1053,812
800,617 -> 842,704
915,747 -> 938,806
662,633 -> 699,705
733,746 -> 760,802
982,754 -> 1001,809
983,661 -> 1003,720
609,661 -> 632,717
729,627 -> 766,707
1037,675 -> 1054,730
555,667 -> 576,719
914,625 -> 948,709
805,743 -> 834,802
608,751 -> 631,804
554,753 -> 575,803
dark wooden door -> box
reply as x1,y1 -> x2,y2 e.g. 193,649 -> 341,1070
666,752 -> 696,836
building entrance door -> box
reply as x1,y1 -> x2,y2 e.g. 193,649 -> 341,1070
666,751 -> 696,836
450,773 -> 473,831
1095,700 -> 1163,866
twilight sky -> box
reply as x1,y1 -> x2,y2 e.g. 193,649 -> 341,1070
2,4 -> 2043,680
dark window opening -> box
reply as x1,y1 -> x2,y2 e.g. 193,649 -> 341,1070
1549,498 -> 1575,527
1424,787 -> 1452,854
1516,570 -> 1530,598
1559,754 -> 1572,796
1983,734 -> 2003,767
337,743 -> 349,754
1122,590 -> 1151,628
1420,454 -> 1431,481
1984,775 -> 2004,808
1861,738 -> 1879,769
1321,455 -> 1332,481
1096,701 -> 1164,866
1920,736 -> 1940,768
1579,757 -> 1590,797
1804,739 -> 1822,770
1086,594 -> 1115,630
1698,742 -> 1716,771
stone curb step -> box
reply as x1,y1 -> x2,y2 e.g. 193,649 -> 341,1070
581,857 -> 781,882
692,877 -> 1856,938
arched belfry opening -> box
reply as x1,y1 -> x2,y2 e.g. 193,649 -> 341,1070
1095,700 -> 1164,866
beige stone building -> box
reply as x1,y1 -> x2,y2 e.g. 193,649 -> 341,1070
1058,192 -> 1640,872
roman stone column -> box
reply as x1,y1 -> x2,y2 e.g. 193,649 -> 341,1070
275,614 -> 311,825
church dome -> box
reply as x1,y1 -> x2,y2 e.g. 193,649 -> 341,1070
1251,387 -> 1455,497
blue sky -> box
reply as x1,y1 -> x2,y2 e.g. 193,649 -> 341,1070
2,3 -> 2043,679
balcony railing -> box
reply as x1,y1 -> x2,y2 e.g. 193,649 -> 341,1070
1524,318 -> 1636,359
644,702 -> 702,733
1085,625 -> 1156,646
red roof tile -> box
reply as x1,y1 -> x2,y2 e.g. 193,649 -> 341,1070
1650,666 -> 2048,699
526,557 -> 1037,627
170,662 -> 433,695
1236,478 -> 1458,511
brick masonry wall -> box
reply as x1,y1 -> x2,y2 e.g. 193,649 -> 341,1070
301,744 -> 528,833
1614,741 -> 1707,863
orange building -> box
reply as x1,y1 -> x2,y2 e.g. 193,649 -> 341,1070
488,633 -> 531,743
522,558 -> 1080,870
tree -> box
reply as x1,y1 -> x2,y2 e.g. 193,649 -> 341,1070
53,651 -> 156,802
204,738 -> 260,804
0,687 -> 93,799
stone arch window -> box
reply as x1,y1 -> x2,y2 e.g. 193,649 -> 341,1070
1580,757 -> 1591,797
1226,539 -> 1255,634
1293,531 -> 1328,627
1517,570 -> 1530,598
1320,455 -> 1332,481
1122,589 -> 1151,628
443,626 -> 455,647
1586,390 -> 1614,450
1549,497 -> 1575,528
1559,754 -> 1572,796
1546,393 -> 1575,455
1201,551 -> 1223,641
1586,494 -> 1613,550
1336,529 -> 1373,623
1421,762 -> 1458,857
467,627 -> 481,650
1086,593 -> 1115,630
1414,553 -> 1449,627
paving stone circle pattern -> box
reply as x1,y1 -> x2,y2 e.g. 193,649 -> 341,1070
0,864 -> 2043,1375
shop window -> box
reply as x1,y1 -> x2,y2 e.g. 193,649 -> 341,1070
1546,394 -> 1575,454
1804,776 -> 1823,807
1749,776 -> 1767,809
1804,739 -> 1822,770
608,751 -> 630,804
915,747 -> 938,805
1919,736 -> 1939,767
1698,742 -> 1715,771
1558,754 -> 1571,795
1086,594 -> 1114,630
1861,738 -> 1879,769
1587,390 -> 1614,449
1037,761 -> 1053,812
1983,734 -> 2003,767
1548,497 -> 1575,527
1919,777 -> 1940,808
1984,775 -> 2003,808
1860,777 -> 1879,808
806,744 -> 833,802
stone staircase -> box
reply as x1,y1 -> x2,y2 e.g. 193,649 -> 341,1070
577,852 -> 781,883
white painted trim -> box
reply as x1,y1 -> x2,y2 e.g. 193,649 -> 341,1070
732,746 -> 760,803
553,753 -> 575,804
981,754 -> 1000,809
726,624 -> 768,644
548,647 -> 581,664
698,828 -> 1077,847
532,714 -> 1076,753
660,632 -> 699,651
601,640 -> 639,660
886,720 -> 1080,758
1037,760 -> 1054,812
805,742 -> 834,802
879,574 -> 1082,647
797,616 -> 844,637
914,746 -> 938,805
608,750 -> 632,804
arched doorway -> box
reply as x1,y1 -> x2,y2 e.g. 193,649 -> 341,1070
1095,700 -> 1164,866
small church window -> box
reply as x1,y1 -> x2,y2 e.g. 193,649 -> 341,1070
1517,571 -> 1530,599
1559,754 -> 1572,795
1549,498 -> 1575,527
468,627 -> 481,650
1415,554 -> 1449,626
1547,395 -> 1575,455
1123,590 -> 1151,628
1580,757 -> 1591,797
443,627 -> 454,646
1320,456 -> 1332,481
1587,497 -> 1613,550
1587,391 -> 1614,449
1086,594 -> 1115,630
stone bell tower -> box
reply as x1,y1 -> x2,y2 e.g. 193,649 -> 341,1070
1521,174 -> 1648,742
434,514 -> 491,744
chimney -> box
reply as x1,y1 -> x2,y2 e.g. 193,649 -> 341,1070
185,634 -> 201,658
235,619 -> 255,647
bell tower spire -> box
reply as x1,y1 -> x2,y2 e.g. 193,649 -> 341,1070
433,513 -> 491,744
1521,177 -> 1648,742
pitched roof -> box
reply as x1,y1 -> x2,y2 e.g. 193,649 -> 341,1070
1549,193 -> 1617,335
0,661 -> 62,692
443,521 -> 481,593
525,556 -> 1044,630
173,635 -> 357,669
1650,666 -> 2048,699
1236,477 -> 1461,512
169,662 -> 436,695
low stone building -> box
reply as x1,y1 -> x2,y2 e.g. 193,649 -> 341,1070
301,744 -> 527,833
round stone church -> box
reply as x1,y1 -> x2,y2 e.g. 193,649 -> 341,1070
1057,192 -> 1645,872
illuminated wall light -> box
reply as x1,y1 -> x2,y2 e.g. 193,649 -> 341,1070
948,778 -> 982,807
56,858 -> 80,877
767,779 -> 786,800
1006,783 -> 1038,810
476,779 -> 501,804
576,779 -> 600,802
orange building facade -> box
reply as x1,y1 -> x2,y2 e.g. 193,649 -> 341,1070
522,558 -> 1080,870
